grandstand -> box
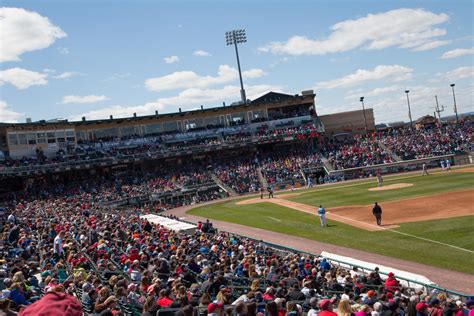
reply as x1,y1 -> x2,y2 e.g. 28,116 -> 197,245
1,90 -> 473,315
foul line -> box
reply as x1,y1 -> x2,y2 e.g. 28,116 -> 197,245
384,229 -> 474,254
328,212 -> 474,254
267,216 -> 282,222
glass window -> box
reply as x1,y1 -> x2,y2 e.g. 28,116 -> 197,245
18,133 -> 27,145
56,131 -> 65,138
95,128 -> 118,139
8,133 -> 18,146
120,126 -> 136,137
162,121 -> 178,132
27,133 -> 37,145
144,123 -> 160,135
65,130 -> 75,137
37,132 -> 46,144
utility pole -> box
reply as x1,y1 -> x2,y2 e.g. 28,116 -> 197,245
434,95 -> 444,121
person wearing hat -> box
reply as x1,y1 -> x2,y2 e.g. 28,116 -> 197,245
429,298 -> 443,316
319,298 -> 338,316
416,301 -> 429,316
385,272 -> 399,292
317,205 -> 327,227
208,301 -> 224,316
372,202 -> 382,226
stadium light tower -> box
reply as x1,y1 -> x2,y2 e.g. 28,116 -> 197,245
450,83 -> 459,125
405,90 -> 413,129
359,97 -> 369,136
226,29 -> 247,104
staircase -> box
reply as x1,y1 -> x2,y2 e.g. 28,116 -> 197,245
319,155 -> 334,173
210,174 -> 237,196
376,140 -> 402,162
299,166 -> 308,185
256,167 -> 268,189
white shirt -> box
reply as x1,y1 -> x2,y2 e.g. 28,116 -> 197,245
7,214 -> 15,223
53,235 -> 63,254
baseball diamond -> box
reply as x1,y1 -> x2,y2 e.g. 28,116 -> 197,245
2,2 -> 474,314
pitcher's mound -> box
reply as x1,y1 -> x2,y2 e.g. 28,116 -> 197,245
369,183 -> 413,191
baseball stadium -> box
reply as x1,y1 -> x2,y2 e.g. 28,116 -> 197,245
1,2 -> 473,316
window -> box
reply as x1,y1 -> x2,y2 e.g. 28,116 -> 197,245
94,128 -> 118,139
144,123 -> 160,135
75,131 -> 87,141
47,132 -> 56,144
162,121 -> 178,132
27,133 -> 37,145
8,133 -> 18,146
120,126 -> 136,138
56,130 -> 66,142
18,133 -> 27,145
36,132 -> 46,144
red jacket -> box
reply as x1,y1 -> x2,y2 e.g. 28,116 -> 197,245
19,292 -> 82,316
385,277 -> 399,291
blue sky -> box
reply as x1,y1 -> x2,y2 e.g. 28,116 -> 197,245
0,0 -> 472,124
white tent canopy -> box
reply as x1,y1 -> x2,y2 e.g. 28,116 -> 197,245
140,214 -> 197,233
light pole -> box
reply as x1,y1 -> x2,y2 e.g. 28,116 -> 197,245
359,97 -> 368,135
450,84 -> 459,125
405,90 -> 413,129
226,29 -> 247,104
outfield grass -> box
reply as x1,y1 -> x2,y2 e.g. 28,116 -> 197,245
188,172 -> 474,274
288,172 -> 474,207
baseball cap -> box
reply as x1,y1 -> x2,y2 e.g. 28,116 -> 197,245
416,302 -> 428,312
320,299 -> 334,310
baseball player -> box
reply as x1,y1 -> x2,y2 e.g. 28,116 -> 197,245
421,162 -> 429,176
446,159 -> 451,171
372,202 -> 382,226
317,205 -> 327,227
376,171 -> 383,187
440,160 -> 446,171
267,185 -> 274,199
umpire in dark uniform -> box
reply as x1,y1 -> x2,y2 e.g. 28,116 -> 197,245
372,202 -> 382,225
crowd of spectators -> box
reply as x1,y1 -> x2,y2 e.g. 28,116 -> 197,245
324,136 -> 392,171
1,188 -> 473,316
260,151 -> 321,185
213,160 -> 261,194
379,123 -> 473,160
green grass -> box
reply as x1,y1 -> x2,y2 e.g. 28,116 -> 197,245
288,172 -> 474,207
188,172 -> 474,274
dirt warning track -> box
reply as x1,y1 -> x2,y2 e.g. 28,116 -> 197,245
237,189 -> 474,231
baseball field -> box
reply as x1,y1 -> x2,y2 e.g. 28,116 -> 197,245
187,167 -> 474,274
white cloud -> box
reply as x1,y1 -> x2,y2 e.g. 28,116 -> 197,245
316,65 -> 412,90
163,55 -> 179,64
0,7 -> 66,62
441,66 -> 474,81
103,73 -> 131,81
0,100 -> 23,123
43,68 -> 56,73
344,85 -> 400,100
0,68 -> 48,90
441,48 -> 474,59
412,40 -> 450,51
57,46 -> 70,55
259,8 -> 449,55
145,65 -> 266,92
193,50 -> 212,57
70,84 -> 282,120
61,95 -> 109,104
242,69 -> 266,78
53,71 -> 80,79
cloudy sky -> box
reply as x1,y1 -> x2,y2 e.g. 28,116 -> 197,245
0,0 -> 473,124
